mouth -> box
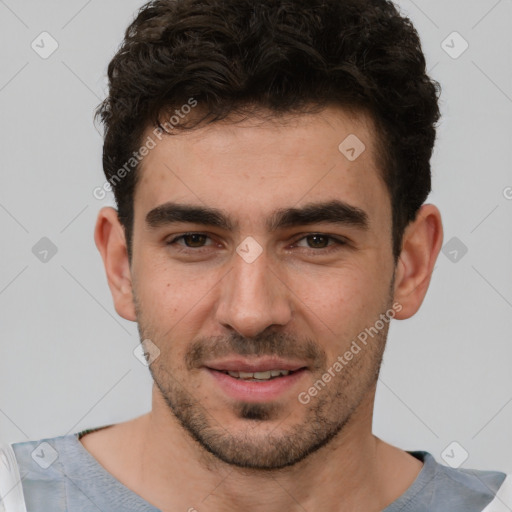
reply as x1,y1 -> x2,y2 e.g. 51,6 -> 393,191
211,368 -> 304,381
204,365 -> 309,402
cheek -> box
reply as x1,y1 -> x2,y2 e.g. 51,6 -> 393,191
290,261 -> 389,339
134,255 -> 221,327
293,259 -> 375,303
132,255 -> 176,317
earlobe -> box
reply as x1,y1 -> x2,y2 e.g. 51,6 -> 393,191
393,204 -> 443,320
94,207 -> 137,322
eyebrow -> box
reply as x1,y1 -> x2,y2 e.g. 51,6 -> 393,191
145,200 -> 370,232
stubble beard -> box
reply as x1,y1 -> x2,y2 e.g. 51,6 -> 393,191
135,311 -> 391,471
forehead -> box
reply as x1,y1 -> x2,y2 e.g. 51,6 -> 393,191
134,106 -> 390,232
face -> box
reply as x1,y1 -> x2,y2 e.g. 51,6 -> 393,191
130,106 -> 397,470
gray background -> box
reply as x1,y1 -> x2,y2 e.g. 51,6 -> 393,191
0,0 -> 511,474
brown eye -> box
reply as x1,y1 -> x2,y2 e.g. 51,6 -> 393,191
181,234 -> 208,247
305,235 -> 330,248
293,234 -> 348,253
167,233 -> 213,249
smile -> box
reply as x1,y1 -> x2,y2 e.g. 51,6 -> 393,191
218,369 -> 295,381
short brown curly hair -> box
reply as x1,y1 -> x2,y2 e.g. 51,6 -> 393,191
96,0 -> 441,262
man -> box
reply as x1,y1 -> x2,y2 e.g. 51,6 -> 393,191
1,0 -> 510,510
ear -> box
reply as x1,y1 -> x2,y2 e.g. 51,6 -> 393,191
393,204 -> 443,319
94,207 -> 136,322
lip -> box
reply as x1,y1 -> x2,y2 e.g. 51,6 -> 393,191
204,357 -> 308,373
205,367 -> 308,402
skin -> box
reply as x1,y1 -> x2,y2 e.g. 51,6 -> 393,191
88,105 -> 443,512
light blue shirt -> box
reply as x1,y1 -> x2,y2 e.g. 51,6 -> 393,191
2,428 -> 510,511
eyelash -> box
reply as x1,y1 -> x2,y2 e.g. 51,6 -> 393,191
166,232 -> 348,254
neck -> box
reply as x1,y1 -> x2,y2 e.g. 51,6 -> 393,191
107,385 -> 422,511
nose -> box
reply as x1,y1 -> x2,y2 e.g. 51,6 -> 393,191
215,248 -> 292,338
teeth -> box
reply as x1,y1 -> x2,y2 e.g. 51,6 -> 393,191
225,369 -> 292,380
253,371 -> 271,379
239,371 -> 258,379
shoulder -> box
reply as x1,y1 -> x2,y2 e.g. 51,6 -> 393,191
0,427 -> 110,512
4,434 -> 79,511
10,432 -> 82,477
402,450 -> 512,512
0,435 -> 72,512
